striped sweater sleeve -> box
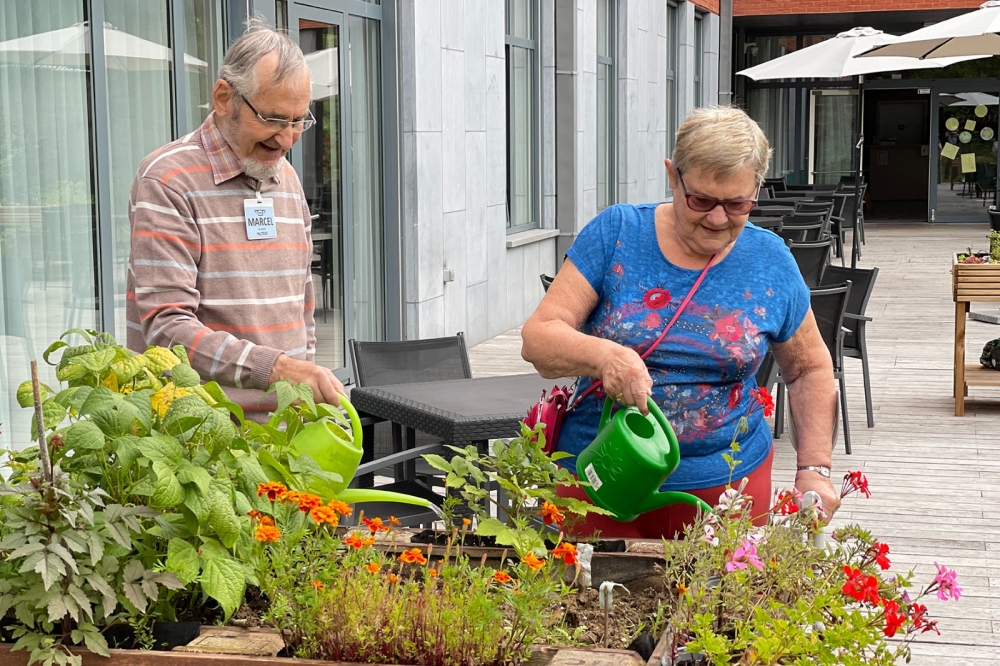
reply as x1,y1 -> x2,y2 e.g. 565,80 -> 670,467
129,177 -> 282,390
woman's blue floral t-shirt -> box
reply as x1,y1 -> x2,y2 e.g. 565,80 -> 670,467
558,203 -> 810,491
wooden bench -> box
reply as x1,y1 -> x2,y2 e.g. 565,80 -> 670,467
952,254 -> 1000,415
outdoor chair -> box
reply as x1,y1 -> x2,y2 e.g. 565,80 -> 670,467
788,238 -> 833,288
829,186 -> 865,263
812,194 -> 849,260
835,183 -> 867,248
774,281 -> 853,454
776,227 -> 810,244
349,333 -> 472,482
764,177 -> 786,193
540,274 -> 554,292
793,201 -> 834,232
781,213 -> 828,241
754,349 -> 778,393
821,265 -> 880,428
975,162 -> 997,206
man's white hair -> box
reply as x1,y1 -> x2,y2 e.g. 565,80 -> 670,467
218,16 -> 309,102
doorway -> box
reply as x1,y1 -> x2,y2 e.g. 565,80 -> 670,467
288,3 -> 389,381
864,89 -> 930,221
931,89 -> 999,222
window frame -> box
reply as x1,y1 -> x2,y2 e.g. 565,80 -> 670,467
504,0 -> 541,233
596,0 -> 616,211
694,12 -> 704,109
666,1 -> 678,161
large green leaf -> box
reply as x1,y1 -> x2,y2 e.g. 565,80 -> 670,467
54,386 -> 93,412
71,348 -> 116,374
171,364 -> 201,388
164,395 -> 213,435
90,407 -> 130,439
63,421 -> 106,452
207,489 -> 241,549
176,464 -> 213,496
16,381 -> 52,409
165,539 -> 200,586
182,486 -> 210,532
42,340 -> 69,365
112,436 -> 142,471
124,390 -> 153,433
79,387 -> 120,417
150,463 -> 185,509
110,354 -> 148,384
137,434 -> 184,467
200,557 -> 245,620
29,400 -> 67,439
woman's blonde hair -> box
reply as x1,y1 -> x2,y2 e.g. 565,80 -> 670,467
671,106 -> 772,183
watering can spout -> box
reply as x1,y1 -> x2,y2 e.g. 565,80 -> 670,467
638,490 -> 713,516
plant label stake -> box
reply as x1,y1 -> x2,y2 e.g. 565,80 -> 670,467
599,581 -> 629,648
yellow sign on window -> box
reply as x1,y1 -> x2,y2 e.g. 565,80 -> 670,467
961,152 -> 977,174
941,143 -> 959,160
965,120 -> 977,131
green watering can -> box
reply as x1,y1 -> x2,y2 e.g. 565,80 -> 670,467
575,396 -> 712,522
288,396 -> 439,512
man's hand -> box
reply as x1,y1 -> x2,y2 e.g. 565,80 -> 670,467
269,354 -> 346,406
793,470 -> 841,523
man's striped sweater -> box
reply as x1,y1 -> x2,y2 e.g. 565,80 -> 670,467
125,112 -> 315,416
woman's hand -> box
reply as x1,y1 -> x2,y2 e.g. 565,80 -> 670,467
599,345 -> 653,414
794,470 -> 841,523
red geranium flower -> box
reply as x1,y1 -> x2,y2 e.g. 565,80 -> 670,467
870,541 -> 891,570
842,471 -> 872,499
881,599 -> 906,637
643,288 -> 671,310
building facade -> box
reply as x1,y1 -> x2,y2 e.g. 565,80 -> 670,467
0,0 -> 723,451
732,0 -> 1000,224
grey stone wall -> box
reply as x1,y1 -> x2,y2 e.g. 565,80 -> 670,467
398,0 -> 556,346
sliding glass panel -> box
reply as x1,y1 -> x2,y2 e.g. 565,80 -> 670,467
184,0 -> 224,129
507,44 -> 535,228
748,87 -> 791,179
0,0 -> 98,451
104,0 -> 174,342
812,91 -> 855,185
349,15 -> 385,342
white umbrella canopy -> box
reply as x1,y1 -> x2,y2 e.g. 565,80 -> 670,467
948,91 -> 1000,106
305,48 -> 339,101
859,1 -> 1000,59
737,27 -> 984,80
0,21 -> 207,71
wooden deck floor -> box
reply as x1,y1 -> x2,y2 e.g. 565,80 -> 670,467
467,224 -> 1000,664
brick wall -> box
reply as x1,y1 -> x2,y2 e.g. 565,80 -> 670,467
735,0 -> 978,15
693,0 -> 721,15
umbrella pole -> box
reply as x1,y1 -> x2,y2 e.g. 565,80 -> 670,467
852,76 -> 864,269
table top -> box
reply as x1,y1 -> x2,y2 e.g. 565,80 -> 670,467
349,373 -> 570,444
748,216 -> 781,229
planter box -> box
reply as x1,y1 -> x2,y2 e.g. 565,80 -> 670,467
0,636 -> 645,666
374,530 -> 668,587
952,253 -> 1000,302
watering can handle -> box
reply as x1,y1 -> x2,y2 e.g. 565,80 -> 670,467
600,396 -> 676,437
338,395 -> 364,445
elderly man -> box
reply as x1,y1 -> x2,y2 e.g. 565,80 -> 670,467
126,20 -> 344,418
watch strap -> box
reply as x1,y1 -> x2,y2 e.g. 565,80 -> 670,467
796,465 -> 831,477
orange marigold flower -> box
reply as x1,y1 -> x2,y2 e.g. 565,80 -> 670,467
311,580 -> 324,590
462,518 -> 472,527
388,515 -> 401,526
388,573 -> 400,584
552,542 -> 578,566
538,501 -> 565,526
257,481 -> 287,501
247,509 -> 263,519
362,517 -> 389,533
344,534 -> 365,549
398,548 -> 428,565
328,500 -> 353,516
522,552 -> 545,571
427,568 -> 439,578
493,571 -> 513,584
363,536 -> 376,547
309,505 -> 339,526
259,516 -> 275,527
295,493 -> 324,513
366,562 -> 381,574
254,525 -> 281,542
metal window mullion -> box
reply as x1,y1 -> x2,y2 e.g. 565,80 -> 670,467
597,55 -> 612,66
505,35 -> 535,50
89,0 -> 117,336
532,0 -> 540,231
171,0 -> 189,138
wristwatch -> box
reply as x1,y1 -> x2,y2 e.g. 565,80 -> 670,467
796,465 -> 831,478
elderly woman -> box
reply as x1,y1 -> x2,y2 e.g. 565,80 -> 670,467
521,107 -> 839,539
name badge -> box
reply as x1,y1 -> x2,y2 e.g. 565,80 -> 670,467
244,198 -> 276,240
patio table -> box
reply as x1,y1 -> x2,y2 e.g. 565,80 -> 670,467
350,373 -> 571,480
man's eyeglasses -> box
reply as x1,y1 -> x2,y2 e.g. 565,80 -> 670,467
239,93 -> 316,133
676,169 -> 758,216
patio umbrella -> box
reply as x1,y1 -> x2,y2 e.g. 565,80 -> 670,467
948,91 -> 1000,106
305,48 -> 339,101
737,27 -> 984,267
858,0 -> 1000,59
0,21 -> 207,71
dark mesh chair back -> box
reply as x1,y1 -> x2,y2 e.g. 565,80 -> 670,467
789,238 -> 833,287
349,333 -> 472,387
764,177 -> 786,193
776,227 -> 808,244
754,349 -> 777,392
809,281 -> 851,371
821,266 -> 878,349
540,274 -> 554,292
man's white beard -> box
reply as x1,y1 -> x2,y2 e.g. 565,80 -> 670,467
241,157 -> 282,182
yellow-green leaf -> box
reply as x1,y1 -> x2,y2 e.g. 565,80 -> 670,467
16,381 -> 52,409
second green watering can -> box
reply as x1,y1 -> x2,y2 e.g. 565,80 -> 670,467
575,396 -> 712,522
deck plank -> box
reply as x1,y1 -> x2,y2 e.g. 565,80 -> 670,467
468,224 -> 1000,661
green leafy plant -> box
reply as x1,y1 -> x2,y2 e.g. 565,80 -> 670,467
424,422 -> 611,557
990,229 -> 1000,263
252,482 -> 577,666
658,468 -> 959,665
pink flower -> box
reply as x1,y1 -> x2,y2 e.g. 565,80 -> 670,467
933,562 -> 962,601
725,539 -> 763,573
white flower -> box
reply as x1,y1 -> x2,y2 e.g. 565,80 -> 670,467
746,527 -> 767,545
716,487 -> 746,513
700,524 -> 719,547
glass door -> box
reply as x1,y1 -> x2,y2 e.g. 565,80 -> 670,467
932,89 -> 1000,222
290,6 -> 348,376
810,90 -> 856,185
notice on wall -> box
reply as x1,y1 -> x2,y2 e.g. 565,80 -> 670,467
941,143 -> 960,160
965,120 -> 977,131
961,152 -> 977,173
946,117 -> 960,131
976,104 -> 989,118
